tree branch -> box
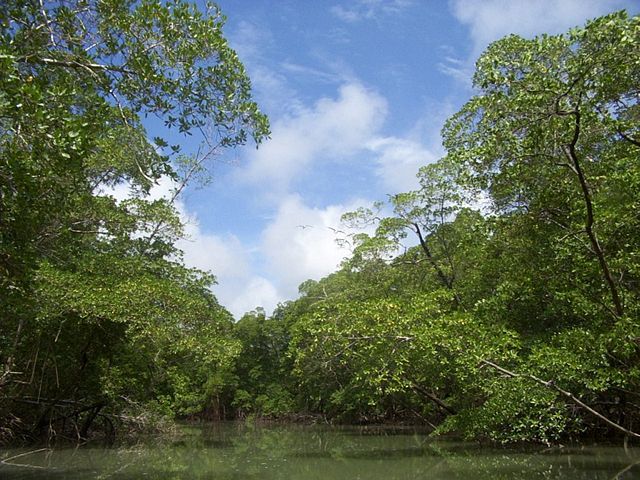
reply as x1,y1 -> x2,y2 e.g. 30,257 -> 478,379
563,102 -> 623,317
413,223 -> 453,289
413,223 -> 462,306
480,359 -> 640,439
618,129 -> 640,148
24,57 -> 133,75
406,378 -> 456,415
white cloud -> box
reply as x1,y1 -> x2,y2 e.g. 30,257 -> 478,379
228,83 -> 451,314
450,0 -> 632,57
280,62 -> 343,84
436,57 -> 473,85
177,194 -> 379,317
331,0 -> 413,22
238,83 -> 387,193
177,194 -> 377,318
443,0 -> 633,86
176,204 -> 286,318
224,276 -> 281,319
368,137 -> 439,193
261,194 -> 371,299
178,229 -> 249,281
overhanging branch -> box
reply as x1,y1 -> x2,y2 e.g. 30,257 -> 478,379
480,359 -> 640,439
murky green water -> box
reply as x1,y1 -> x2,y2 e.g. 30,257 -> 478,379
1,423 -> 638,479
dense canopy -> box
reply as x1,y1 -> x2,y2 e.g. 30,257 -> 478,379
0,0 -> 267,444
226,11 -> 640,444
1,2 -> 638,446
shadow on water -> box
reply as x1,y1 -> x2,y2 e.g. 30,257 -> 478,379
291,446 -> 431,460
1,422 -> 640,480
170,438 -> 235,449
338,425 -> 432,437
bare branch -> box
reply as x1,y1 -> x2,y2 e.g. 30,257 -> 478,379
25,57 -> 133,75
563,99 -> 624,317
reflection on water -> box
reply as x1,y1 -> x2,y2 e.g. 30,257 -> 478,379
0,422 -> 638,480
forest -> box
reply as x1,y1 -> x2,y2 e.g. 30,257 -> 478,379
1,1 -> 639,446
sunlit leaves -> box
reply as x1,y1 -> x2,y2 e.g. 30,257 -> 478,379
264,11 -> 640,443
0,0 -> 267,438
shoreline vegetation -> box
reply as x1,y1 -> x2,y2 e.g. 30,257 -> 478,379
1,2 -> 639,446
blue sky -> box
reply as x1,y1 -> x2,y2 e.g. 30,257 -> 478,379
163,0 -> 638,318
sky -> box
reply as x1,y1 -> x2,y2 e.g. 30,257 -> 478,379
164,0 -> 639,318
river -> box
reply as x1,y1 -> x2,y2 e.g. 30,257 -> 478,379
1,423 -> 638,479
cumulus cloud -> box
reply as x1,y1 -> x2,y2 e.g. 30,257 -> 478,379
178,229 -> 248,281
238,83 -> 387,193
178,193 -> 379,316
176,200 -> 286,318
224,276 -> 281,318
227,82 -> 450,314
178,222 -> 272,317
368,137 -> 439,193
109,178 -> 371,317
176,193 -> 377,317
261,194 -> 371,299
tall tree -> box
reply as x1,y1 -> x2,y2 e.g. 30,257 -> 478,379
0,0 -> 268,443
443,11 -> 639,320
439,10 -> 640,441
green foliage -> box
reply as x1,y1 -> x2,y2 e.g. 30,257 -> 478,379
230,309 -> 295,418
0,0 -> 267,443
286,287 -> 518,422
439,377 -> 575,445
231,11 -> 640,444
3,2 -> 638,446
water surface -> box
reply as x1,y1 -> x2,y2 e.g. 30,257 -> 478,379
1,423 -> 638,479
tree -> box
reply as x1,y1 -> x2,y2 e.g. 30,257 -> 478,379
341,158 -> 475,305
0,0 -> 268,443
271,11 -> 640,443
440,10 -> 640,441
231,308 -> 295,417
443,11 -> 639,320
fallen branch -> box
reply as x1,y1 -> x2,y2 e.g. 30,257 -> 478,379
1,448 -> 52,469
480,359 -> 640,439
